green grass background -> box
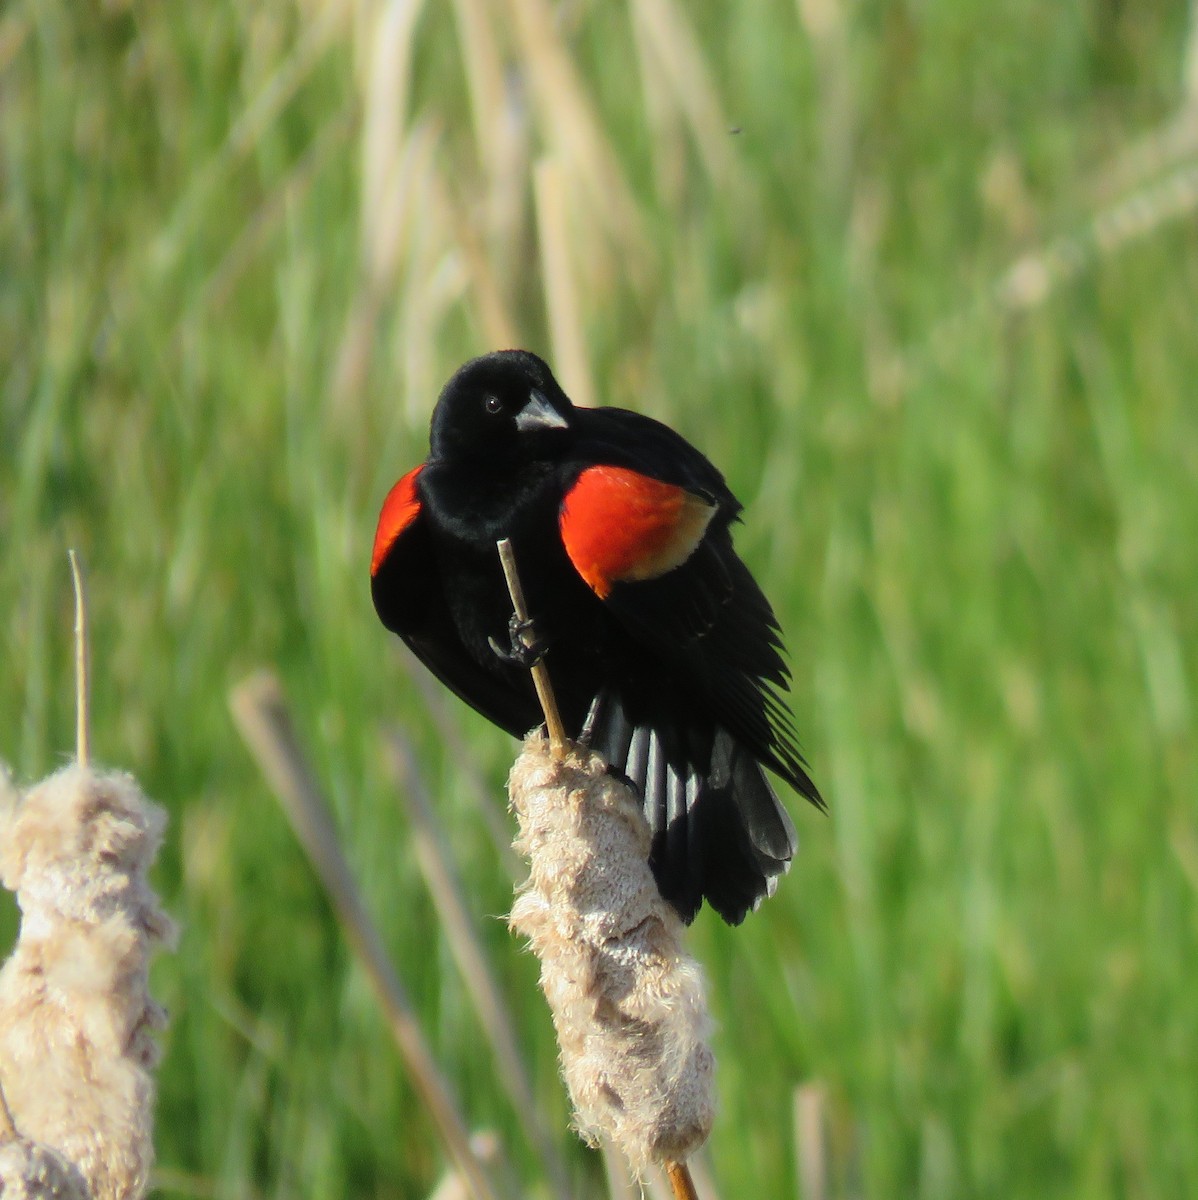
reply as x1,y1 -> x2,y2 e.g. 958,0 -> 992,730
3,1 -> 1197,1197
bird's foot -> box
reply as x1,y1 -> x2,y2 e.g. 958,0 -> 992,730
488,614 -> 547,669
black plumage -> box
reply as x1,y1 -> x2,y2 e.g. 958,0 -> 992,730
371,349 -> 821,924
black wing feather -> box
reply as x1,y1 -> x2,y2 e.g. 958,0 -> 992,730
568,404 -> 819,804
372,505 -> 541,738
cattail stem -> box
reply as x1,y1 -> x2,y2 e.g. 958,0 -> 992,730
67,549 -> 90,768
495,538 -> 568,756
666,1160 -> 700,1200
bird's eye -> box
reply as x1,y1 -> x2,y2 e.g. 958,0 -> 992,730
484,395 -> 503,415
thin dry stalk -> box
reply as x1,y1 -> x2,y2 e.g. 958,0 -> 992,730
793,1083 -> 828,1200
995,160 -> 1198,313
450,0 -> 508,182
333,117 -> 443,411
432,165 -> 522,349
485,78 -> 533,291
631,0 -> 739,192
360,0 -> 427,280
794,0 -> 857,207
426,1132 -> 505,1200
67,549 -> 89,769
386,729 -> 573,1197
533,158 -> 595,411
229,673 -> 502,1200
629,4 -> 687,206
495,539 -> 568,756
1088,109 -> 1198,203
505,0 -> 650,275
402,249 -> 474,425
395,187 -> 471,420
386,118 -> 444,294
394,647 -> 521,878
883,157 -> 1198,398
0,560 -> 173,1199
665,1161 -> 700,1200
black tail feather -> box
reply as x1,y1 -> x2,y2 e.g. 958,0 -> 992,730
587,693 -> 798,925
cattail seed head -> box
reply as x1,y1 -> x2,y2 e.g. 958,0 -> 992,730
508,734 -> 715,1173
0,764 -> 175,1200
0,1138 -> 89,1200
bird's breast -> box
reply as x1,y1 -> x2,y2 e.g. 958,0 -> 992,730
420,459 -> 559,545
421,459 -> 596,664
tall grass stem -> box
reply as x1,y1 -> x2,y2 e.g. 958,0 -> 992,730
67,549 -> 89,769
387,728 -> 573,1197
229,672 -> 503,1200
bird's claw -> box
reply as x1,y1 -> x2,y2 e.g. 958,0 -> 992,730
489,614 -> 548,669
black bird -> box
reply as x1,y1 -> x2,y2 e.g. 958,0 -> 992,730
371,350 -> 821,923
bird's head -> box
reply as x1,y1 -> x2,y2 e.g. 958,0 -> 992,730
429,350 -> 575,464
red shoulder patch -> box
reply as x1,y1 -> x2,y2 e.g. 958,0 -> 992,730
371,465 -> 424,576
560,465 -> 717,599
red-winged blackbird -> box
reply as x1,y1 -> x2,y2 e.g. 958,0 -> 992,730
371,350 -> 821,924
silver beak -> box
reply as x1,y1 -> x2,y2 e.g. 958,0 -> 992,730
515,389 -> 569,432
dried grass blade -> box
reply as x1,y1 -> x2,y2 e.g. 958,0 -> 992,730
534,157 -> 594,409
229,672 -> 503,1200
67,549 -> 89,768
793,1083 -> 828,1200
631,0 -> 739,191
394,645 -> 522,878
506,0 -> 650,270
387,728 -> 574,1197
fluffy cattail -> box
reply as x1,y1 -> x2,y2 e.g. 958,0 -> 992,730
0,1137 -> 89,1200
508,733 -> 715,1174
0,763 -> 175,1200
